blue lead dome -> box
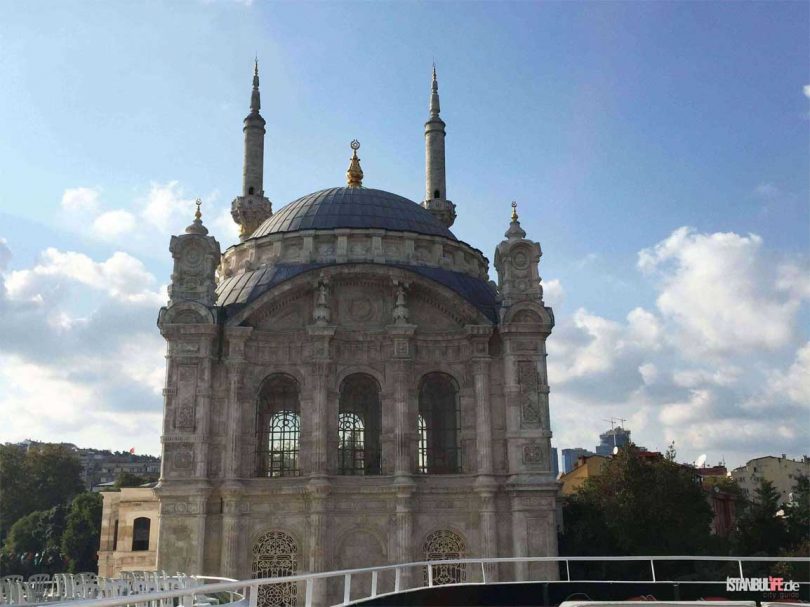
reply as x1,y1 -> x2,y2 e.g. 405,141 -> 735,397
250,187 -> 457,240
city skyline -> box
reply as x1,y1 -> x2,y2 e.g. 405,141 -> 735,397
0,1 -> 808,468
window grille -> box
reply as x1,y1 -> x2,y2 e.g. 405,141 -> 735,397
418,373 -> 461,474
418,414 -> 428,474
252,531 -> 297,607
257,375 -> 301,477
338,374 -> 381,475
423,530 -> 466,585
338,412 -> 365,474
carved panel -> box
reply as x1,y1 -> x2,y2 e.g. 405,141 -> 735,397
174,365 -> 198,431
166,443 -> 194,473
517,361 -> 541,427
522,441 -> 545,466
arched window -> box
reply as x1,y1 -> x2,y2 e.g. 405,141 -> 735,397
424,530 -> 466,585
418,373 -> 461,474
257,375 -> 301,477
132,517 -> 150,551
338,374 -> 381,475
434,189 -> 441,199
252,531 -> 297,607
249,186 -> 255,195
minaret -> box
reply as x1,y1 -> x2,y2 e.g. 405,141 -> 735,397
422,65 -> 456,227
231,59 -> 273,241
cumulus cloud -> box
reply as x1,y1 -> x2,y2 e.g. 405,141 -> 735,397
92,209 -> 137,239
549,227 -> 809,467
61,187 -> 101,213
0,242 -> 166,453
542,278 -> 564,309
0,238 -> 11,271
638,227 -> 805,354
804,84 -> 810,99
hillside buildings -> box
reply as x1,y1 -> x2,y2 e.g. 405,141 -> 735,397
732,455 -> 810,503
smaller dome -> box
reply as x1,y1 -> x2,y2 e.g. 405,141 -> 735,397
251,187 -> 456,240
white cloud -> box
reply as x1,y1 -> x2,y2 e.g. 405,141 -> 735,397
638,227 -> 805,354
804,84 -> 810,99
754,182 -> 781,199
141,181 -> 196,233
638,362 -> 658,385
61,187 -> 101,213
768,342 -> 810,405
542,278 -> 564,309
92,209 -> 137,239
5,248 -> 163,305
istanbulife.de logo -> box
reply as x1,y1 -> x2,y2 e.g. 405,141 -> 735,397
726,576 -> 800,592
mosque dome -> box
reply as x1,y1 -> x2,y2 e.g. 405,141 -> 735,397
250,187 -> 457,240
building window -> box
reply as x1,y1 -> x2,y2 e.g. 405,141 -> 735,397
112,519 -> 119,551
252,530 -> 297,607
257,375 -> 301,477
424,530 -> 466,585
434,189 -> 441,199
418,373 -> 461,474
249,186 -> 255,195
418,414 -> 428,474
338,374 -> 381,475
132,517 -> 150,551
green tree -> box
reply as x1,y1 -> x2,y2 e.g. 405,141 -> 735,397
0,443 -> 83,542
784,475 -> 810,552
114,471 -> 147,488
5,511 -> 49,554
734,479 -> 788,556
26,444 -> 84,513
61,492 -> 102,573
560,446 -> 714,557
0,444 -> 31,541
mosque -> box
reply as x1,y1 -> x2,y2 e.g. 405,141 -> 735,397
98,62 -> 558,606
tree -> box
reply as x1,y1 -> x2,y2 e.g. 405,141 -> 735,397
5,511 -> 49,554
0,443 -> 83,542
61,492 -> 102,573
114,471 -> 147,488
784,475 -> 810,553
560,445 -> 714,558
734,479 -> 788,556
0,444 -> 31,541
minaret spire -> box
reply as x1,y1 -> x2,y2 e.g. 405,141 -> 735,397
250,57 -> 261,114
422,64 -> 456,227
231,59 -> 273,241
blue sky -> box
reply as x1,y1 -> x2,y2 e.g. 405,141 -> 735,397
0,1 -> 807,468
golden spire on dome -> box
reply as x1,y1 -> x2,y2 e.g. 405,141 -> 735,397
511,200 -> 518,222
195,198 -> 203,220
346,139 -> 364,188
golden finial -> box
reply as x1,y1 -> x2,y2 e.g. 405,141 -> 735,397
195,198 -> 202,220
346,139 -> 364,188
511,200 -> 518,222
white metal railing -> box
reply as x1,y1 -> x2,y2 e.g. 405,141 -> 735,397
20,555 -> 810,607
0,573 -> 237,606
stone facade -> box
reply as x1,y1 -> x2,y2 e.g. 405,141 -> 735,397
99,64 -> 560,606
98,488 -> 159,577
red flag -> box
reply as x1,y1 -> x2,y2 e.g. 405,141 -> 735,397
129,447 -> 135,454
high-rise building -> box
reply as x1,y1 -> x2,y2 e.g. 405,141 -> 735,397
595,426 -> 632,456
562,448 -> 596,474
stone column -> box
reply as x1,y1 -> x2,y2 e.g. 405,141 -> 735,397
307,479 -> 331,606
220,484 -> 243,579
386,324 -> 416,478
394,481 -> 415,588
225,327 -> 252,479
473,357 -> 493,475
477,489 -> 499,582
306,326 -> 335,476
509,491 -> 528,581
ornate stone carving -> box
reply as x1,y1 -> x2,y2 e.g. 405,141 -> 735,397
168,444 -> 194,472
166,204 -> 220,309
231,194 -> 272,241
517,360 -> 542,427
522,441 -> 544,465
252,531 -> 297,607
392,280 -> 410,325
312,275 -> 331,325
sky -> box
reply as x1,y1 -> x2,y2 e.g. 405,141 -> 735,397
0,0 -> 807,469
